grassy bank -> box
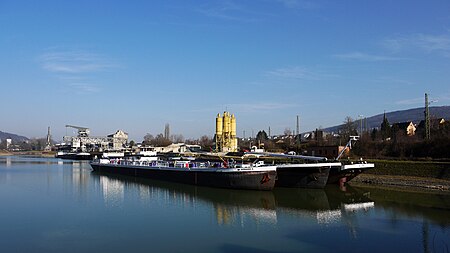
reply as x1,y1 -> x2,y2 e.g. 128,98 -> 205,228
349,159 -> 450,192
365,159 -> 450,180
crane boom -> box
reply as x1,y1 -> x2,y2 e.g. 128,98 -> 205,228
336,136 -> 359,160
65,125 -> 90,137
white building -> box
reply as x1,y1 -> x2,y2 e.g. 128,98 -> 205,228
107,130 -> 128,150
6,139 -> 12,149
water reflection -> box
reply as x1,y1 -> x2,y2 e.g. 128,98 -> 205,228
99,175 -> 124,206
0,156 -> 76,165
90,172 -> 377,230
1,157 -> 449,253
354,185 -> 450,226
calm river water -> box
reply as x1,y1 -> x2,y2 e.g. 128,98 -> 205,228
0,156 -> 449,253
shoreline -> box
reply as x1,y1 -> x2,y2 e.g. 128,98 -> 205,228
0,151 -> 55,158
2,152 -> 449,192
350,174 -> 450,192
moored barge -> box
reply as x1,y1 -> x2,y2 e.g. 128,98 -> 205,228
276,162 -> 341,189
327,161 -> 375,185
56,151 -> 94,160
90,159 -> 277,191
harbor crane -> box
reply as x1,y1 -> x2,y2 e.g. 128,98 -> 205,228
336,136 -> 359,160
65,125 -> 90,137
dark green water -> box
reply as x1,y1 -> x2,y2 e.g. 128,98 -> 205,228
1,156 -> 449,253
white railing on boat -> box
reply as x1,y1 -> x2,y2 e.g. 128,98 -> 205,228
94,158 -> 271,171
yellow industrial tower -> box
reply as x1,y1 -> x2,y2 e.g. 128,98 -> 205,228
215,111 -> 238,152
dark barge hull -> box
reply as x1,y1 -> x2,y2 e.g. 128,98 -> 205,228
275,165 -> 331,189
90,163 -> 276,191
56,153 -> 94,160
327,163 -> 375,185
327,169 -> 362,185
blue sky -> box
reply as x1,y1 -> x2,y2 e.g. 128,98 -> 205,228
1,0 -> 450,142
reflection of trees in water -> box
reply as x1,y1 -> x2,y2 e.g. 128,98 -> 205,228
358,185 -> 450,226
351,185 -> 450,252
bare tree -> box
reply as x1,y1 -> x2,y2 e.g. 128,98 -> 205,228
143,133 -> 154,145
284,128 -> 292,136
340,116 -> 358,142
171,134 -> 184,143
153,134 -> 172,147
199,135 -> 213,150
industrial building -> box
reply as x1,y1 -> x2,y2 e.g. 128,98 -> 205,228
215,111 -> 238,152
61,125 -> 128,152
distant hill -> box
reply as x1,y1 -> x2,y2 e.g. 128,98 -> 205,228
0,131 -> 29,143
323,106 -> 450,133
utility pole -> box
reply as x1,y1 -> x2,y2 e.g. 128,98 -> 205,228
296,115 -> 299,136
358,115 -> 364,135
364,117 -> 368,133
425,93 -> 430,140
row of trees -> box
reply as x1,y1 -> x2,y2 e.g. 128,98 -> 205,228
4,115 -> 448,159
142,133 -> 185,147
350,116 -> 450,159
141,133 -> 214,151
0,138 -> 52,151
237,115 -> 450,159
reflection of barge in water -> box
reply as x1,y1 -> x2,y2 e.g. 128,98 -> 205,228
90,158 -> 277,191
92,172 -> 278,225
91,171 -> 376,227
273,186 -> 374,225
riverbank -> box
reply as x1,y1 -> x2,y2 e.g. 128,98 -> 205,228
0,150 -> 55,158
0,150 -> 11,156
350,159 -> 450,192
350,174 -> 450,192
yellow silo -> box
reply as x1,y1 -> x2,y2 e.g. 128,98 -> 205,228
216,113 -> 223,136
223,112 -> 230,133
230,114 -> 236,137
215,111 -> 238,152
